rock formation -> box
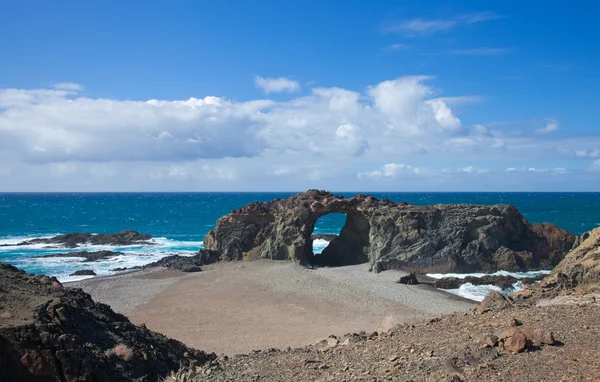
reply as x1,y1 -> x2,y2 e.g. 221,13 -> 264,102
516,227 -> 600,300
35,250 -> 125,262
204,190 -> 577,273
69,269 -> 96,276
147,250 -> 220,272
0,263 -> 215,381
2,230 -> 153,249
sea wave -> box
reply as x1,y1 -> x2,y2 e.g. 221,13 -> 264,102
312,239 -> 330,254
427,270 -> 551,301
0,234 -> 205,282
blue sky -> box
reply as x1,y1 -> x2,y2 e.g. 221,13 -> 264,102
0,0 -> 599,191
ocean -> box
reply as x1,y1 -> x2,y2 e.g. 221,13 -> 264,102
1,192 -> 598,299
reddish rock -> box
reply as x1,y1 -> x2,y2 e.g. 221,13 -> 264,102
504,332 -> 527,353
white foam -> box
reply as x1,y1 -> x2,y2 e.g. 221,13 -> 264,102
432,271 -> 550,301
312,239 -> 330,254
442,283 -> 503,302
2,234 -> 204,282
426,270 -> 551,280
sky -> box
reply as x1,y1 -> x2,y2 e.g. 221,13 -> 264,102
1,0 -> 599,192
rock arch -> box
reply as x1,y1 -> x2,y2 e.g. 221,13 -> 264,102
203,190 -> 577,273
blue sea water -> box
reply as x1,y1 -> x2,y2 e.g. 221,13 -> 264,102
1,192 -> 599,283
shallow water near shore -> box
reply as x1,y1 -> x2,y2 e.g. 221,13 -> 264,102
1,192 -> 598,284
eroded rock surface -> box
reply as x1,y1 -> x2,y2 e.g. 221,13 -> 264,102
2,230 -> 153,249
204,190 -> 577,273
147,250 -> 220,272
515,227 -> 600,301
0,263 -> 215,381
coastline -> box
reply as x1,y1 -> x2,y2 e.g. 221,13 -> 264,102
68,260 -> 476,355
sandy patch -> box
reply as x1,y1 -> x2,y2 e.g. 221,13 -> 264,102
70,260 -> 475,355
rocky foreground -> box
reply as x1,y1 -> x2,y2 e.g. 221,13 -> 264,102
167,302 -> 599,382
204,190 -> 577,273
166,227 -> 600,382
0,263 -> 215,381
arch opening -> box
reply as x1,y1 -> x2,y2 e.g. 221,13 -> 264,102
309,212 -> 371,267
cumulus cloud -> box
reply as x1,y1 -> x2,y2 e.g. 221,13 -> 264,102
358,163 -> 422,180
254,76 -> 300,93
458,166 -> 490,174
537,120 -> 559,134
1,75 -> 594,191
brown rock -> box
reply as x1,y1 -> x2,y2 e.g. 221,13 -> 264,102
509,318 -> 522,327
482,335 -> 498,348
504,332 -> 527,353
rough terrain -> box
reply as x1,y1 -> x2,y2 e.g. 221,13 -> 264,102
171,302 -> 599,382
71,261 -> 475,355
0,263 -> 215,382
204,190 -> 577,273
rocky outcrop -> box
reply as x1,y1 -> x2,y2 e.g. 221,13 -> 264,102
69,269 -> 96,276
516,227 -> 600,300
204,190 -> 577,273
0,263 -> 215,381
147,250 -> 220,272
431,274 -> 546,290
35,250 -> 124,262
2,230 -> 153,249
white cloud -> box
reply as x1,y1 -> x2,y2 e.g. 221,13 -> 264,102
0,75 -> 596,191
505,167 -> 567,175
450,47 -> 511,56
385,44 -> 409,51
358,163 -> 421,180
458,166 -> 490,174
537,120 -> 559,134
589,159 -> 600,172
383,12 -> 502,36
53,82 -> 85,91
254,76 -> 300,93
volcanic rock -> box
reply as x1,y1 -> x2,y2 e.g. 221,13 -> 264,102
433,274 -> 546,290
69,269 -> 96,276
4,230 -> 153,249
34,250 -> 124,262
515,227 -> 600,301
204,190 -> 577,273
147,250 -> 220,272
0,263 -> 215,381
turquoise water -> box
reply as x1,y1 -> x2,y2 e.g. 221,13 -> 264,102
1,192 -> 599,281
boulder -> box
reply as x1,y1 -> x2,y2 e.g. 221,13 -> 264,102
69,269 -> 96,276
204,190 -> 576,273
0,263 -> 215,381
147,250 -> 220,271
503,332 -> 527,353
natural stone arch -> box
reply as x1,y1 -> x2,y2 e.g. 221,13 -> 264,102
203,190 -> 577,273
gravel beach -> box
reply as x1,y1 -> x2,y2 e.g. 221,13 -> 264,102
68,260 -> 475,355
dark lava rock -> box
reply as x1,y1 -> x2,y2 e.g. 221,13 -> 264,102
4,230 -> 153,249
147,250 -> 220,272
397,273 -> 419,285
34,250 -> 124,262
69,269 -> 96,276
433,274 -> 547,290
204,190 -> 578,273
0,263 -> 215,381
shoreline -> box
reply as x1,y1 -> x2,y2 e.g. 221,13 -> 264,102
69,260 -> 476,354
